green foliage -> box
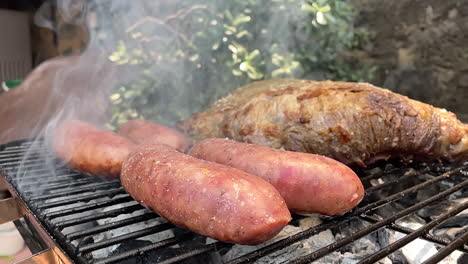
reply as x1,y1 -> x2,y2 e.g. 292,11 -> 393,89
103,0 -> 376,129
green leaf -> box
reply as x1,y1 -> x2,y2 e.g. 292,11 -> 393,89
232,69 -> 242,76
247,49 -> 260,60
232,14 -> 251,26
247,69 -> 263,80
236,30 -> 251,39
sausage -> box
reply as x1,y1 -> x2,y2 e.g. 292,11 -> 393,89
118,119 -> 190,152
121,143 -> 291,245
53,120 -> 135,178
189,138 -> 364,215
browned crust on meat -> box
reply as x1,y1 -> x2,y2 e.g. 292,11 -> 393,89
180,79 -> 468,166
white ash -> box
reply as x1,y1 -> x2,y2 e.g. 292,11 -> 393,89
334,219 -> 393,264
430,198 -> 468,240
390,219 -> 464,264
48,196 -> 126,237
221,216 -> 339,264
86,202 -> 174,259
51,198 -> 173,259
340,252 -> 391,264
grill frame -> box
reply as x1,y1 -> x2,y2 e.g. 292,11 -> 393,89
0,138 -> 467,264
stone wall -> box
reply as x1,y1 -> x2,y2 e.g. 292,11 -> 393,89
350,0 -> 468,121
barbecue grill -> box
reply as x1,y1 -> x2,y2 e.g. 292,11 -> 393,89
0,138 -> 467,264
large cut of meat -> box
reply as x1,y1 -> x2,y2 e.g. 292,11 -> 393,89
178,79 -> 468,167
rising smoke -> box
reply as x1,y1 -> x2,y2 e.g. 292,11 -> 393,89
31,0 -> 315,129
13,0 -> 342,187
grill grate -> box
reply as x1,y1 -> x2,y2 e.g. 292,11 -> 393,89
0,139 -> 467,264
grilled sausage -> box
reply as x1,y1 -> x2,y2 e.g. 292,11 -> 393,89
119,119 -> 190,152
189,138 -> 364,215
53,120 -> 135,178
121,144 -> 291,245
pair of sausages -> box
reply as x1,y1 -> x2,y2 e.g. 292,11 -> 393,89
189,138 -> 364,216
52,119 -> 364,244
52,119 -> 291,244
52,119 -> 190,178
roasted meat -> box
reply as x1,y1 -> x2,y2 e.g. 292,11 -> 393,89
179,79 -> 468,167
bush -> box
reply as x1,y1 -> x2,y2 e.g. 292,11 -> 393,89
102,0 -> 376,129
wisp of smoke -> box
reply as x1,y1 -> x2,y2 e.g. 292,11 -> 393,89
15,0 -> 313,191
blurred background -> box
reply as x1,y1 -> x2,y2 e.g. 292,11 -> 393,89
1,0 -> 467,129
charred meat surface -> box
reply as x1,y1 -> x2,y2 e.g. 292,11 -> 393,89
189,138 -> 364,215
53,120 -> 135,178
179,79 -> 468,167
121,143 -> 292,245
119,119 -> 190,152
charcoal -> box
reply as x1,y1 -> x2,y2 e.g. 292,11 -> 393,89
222,216 -> 338,264
110,240 -> 214,264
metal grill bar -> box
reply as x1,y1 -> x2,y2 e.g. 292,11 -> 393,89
78,222 -> 174,254
0,154 -> 56,163
20,177 -> 90,190
4,166 -> 67,175
359,166 -> 400,182
365,167 -> 428,193
226,217 -> 349,264
53,204 -> 144,229
422,231 -> 468,264
46,195 -> 134,219
0,151 -> 42,158
356,166 -> 466,213
0,147 -> 45,156
157,242 -> 226,264
94,233 -> 193,264
24,178 -> 99,194
0,154 -> 53,163
225,166 -> 467,264
357,201 -> 468,264
66,212 -> 158,241
359,215 -> 468,253
35,188 -> 126,209
2,160 -> 54,171
7,170 -> 77,181
31,181 -> 121,201
288,179 -> 468,264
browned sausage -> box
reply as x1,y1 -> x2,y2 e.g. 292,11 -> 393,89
121,144 -> 291,245
189,138 -> 364,215
118,119 -> 190,152
53,120 -> 135,178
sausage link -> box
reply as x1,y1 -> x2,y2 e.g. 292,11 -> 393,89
189,138 -> 364,215
119,119 -> 190,152
121,143 -> 291,245
53,120 -> 135,178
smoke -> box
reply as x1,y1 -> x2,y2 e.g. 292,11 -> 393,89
21,0 -> 359,141
10,0 -> 324,190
